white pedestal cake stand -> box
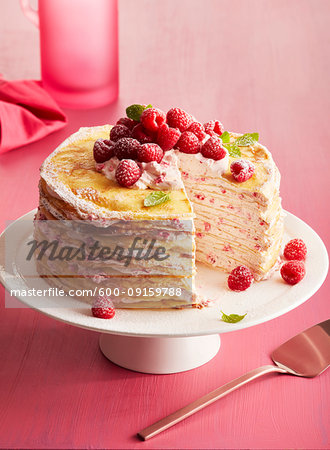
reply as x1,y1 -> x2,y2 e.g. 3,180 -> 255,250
0,210 -> 328,374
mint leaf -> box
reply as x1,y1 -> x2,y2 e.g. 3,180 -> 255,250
126,104 -> 152,121
144,191 -> 170,207
126,104 -> 144,121
250,132 -> 259,141
224,142 -> 241,157
220,131 -> 230,143
236,133 -> 259,147
223,132 -> 259,156
221,311 -> 247,323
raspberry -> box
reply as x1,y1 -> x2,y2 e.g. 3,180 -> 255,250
228,265 -> 254,291
92,296 -> 115,319
110,124 -> 131,142
283,239 -> 307,261
214,122 -> 224,135
187,121 -> 207,141
137,143 -> 164,163
207,130 -> 219,138
113,137 -> 141,160
140,108 -> 166,132
93,139 -> 115,163
116,117 -> 138,130
176,131 -> 200,154
201,136 -> 227,160
131,123 -> 155,144
280,261 -> 306,285
156,123 -> 181,151
230,159 -> 255,182
204,120 -> 224,136
115,159 -> 141,187
166,107 -> 193,132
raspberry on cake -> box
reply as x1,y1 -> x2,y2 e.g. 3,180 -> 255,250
157,123 -> 181,151
204,120 -> 224,136
115,159 -> 141,187
201,136 -> 227,160
166,107 -> 193,132
113,137 -> 141,160
93,139 -> 114,163
110,124 -> 131,142
187,121 -> 207,141
230,159 -> 255,182
116,117 -> 138,130
176,131 -> 200,154
137,143 -> 164,163
140,108 -> 166,132
131,123 -> 155,143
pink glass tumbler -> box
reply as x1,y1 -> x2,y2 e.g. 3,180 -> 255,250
20,0 -> 119,109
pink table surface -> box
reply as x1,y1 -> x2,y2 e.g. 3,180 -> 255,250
0,0 -> 329,448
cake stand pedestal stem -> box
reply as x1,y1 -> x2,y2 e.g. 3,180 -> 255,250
99,333 -> 221,374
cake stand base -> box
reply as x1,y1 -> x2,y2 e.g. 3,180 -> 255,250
99,333 -> 221,374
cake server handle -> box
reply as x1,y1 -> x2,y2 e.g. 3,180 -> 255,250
137,364 -> 286,441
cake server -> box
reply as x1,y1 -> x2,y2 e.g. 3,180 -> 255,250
138,319 -> 330,441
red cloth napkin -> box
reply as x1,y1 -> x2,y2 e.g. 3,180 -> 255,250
0,78 -> 67,154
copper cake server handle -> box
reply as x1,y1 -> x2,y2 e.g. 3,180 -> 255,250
137,364 -> 284,440
138,319 -> 330,440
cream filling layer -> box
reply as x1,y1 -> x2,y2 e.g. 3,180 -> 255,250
97,149 -> 229,191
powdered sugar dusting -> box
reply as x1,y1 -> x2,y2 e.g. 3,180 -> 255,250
39,125 -> 192,222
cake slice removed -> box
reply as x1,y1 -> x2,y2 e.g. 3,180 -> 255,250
177,132 -> 283,280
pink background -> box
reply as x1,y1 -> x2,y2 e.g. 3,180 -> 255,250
0,0 -> 329,448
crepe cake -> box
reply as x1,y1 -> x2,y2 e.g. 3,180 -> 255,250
37,105 -> 284,308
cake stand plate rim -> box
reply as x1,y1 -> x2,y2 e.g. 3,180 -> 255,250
0,209 -> 328,338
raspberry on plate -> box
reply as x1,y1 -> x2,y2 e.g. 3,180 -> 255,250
166,107 -> 193,132
140,108 -> 166,132
283,239 -> 307,261
116,117 -> 138,130
110,124 -> 131,142
93,139 -> 114,163
92,296 -> 115,319
113,137 -> 141,160
204,120 -> 224,136
228,265 -> 254,291
201,136 -> 227,160
187,121 -> 207,141
176,131 -> 200,154
157,123 -> 181,151
137,143 -> 164,163
230,159 -> 255,182
280,261 -> 306,285
115,159 -> 141,187
131,123 -> 155,144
